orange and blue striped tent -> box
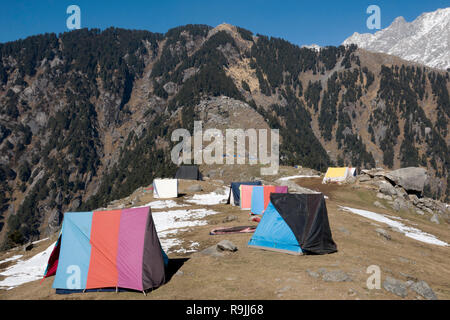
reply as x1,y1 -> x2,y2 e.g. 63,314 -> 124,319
43,206 -> 167,294
240,185 -> 256,210
251,186 -> 288,215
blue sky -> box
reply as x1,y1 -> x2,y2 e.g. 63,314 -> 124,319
0,0 -> 448,45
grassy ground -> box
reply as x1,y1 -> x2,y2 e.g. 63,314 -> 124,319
1,171 -> 449,300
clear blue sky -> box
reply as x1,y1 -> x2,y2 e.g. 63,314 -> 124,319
0,0 -> 448,45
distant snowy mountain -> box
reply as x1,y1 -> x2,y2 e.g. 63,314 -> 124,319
343,7 -> 450,70
302,44 -> 322,52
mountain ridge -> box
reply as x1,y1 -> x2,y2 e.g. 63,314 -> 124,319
0,23 -> 448,249
343,7 -> 450,70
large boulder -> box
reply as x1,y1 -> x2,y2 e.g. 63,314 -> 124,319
383,167 -> 427,194
379,181 -> 397,196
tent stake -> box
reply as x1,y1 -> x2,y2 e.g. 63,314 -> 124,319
142,290 -> 147,296
116,286 -> 118,293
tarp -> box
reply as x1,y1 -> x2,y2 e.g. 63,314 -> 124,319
153,179 -> 178,198
210,226 -> 257,235
175,165 -> 202,180
49,206 -> 167,292
322,167 -> 350,184
227,181 -> 262,206
248,193 -> 337,255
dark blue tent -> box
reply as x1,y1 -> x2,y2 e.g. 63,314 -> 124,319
227,181 -> 262,206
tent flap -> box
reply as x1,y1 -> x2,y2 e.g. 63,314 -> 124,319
270,193 -> 337,255
175,165 -> 202,180
249,193 -> 337,255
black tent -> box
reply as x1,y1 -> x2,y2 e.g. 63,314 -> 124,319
174,165 -> 202,180
248,193 -> 337,255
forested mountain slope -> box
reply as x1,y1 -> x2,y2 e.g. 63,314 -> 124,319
0,23 -> 448,249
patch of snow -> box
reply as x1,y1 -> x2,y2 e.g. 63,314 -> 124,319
277,175 -> 320,181
171,241 -> 201,254
302,44 -> 322,51
0,242 -> 56,290
152,208 -> 219,252
184,187 -> 229,205
340,206 -> 448,247
32,238 -> 49,245
0,255 -> 23,266
134,200 -> 188,209
190,241 -> 200,249
0,206 -> 219,290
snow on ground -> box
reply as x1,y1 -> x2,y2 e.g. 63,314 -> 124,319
0,255 -> 23,265
153,208 -> 218,237
277,175 -> 320,181
0,242 -> 56,290
32,238 -> 49,245
340,206 -> 448,247
134,199 -> 188,209
152,208 -> 220,253
171,241 -> 200,254
0,206 -> 220,290
184,187 -> 229,206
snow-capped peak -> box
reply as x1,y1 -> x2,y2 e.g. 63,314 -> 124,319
343,7 -> 450,70
302,44 -> 322,52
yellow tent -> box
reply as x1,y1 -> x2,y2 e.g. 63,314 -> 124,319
322,167 -> 353,184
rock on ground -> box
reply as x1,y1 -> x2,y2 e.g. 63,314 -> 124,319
375,228 -> 391,240
383,277 -> 408,298
379,181 -> 397,196
200,245 -> 225,257
410,281 -> 438,300
373,201 -> 386,209
199,240 -> 238,257
430,214 -> 440,224
217,240 -> 238,252
222,215 -> 238,223
315,268 -> 352,282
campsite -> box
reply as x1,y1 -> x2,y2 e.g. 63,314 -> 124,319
1,165 -> 449,300
1,1 -> 450,304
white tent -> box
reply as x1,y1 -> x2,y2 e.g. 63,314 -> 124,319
153,179 -> 178,198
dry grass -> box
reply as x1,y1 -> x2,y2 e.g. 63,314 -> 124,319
1,174 -> 449,300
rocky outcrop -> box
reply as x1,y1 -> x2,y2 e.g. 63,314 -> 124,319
356,168 -> 449,221
384,167 -> 427,194
46,209 -> 62,236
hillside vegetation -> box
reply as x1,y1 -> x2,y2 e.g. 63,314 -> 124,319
0,24 -> 449,249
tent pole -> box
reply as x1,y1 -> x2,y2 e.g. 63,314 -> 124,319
116,286 -> 118,294
142,290 -> 147,296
